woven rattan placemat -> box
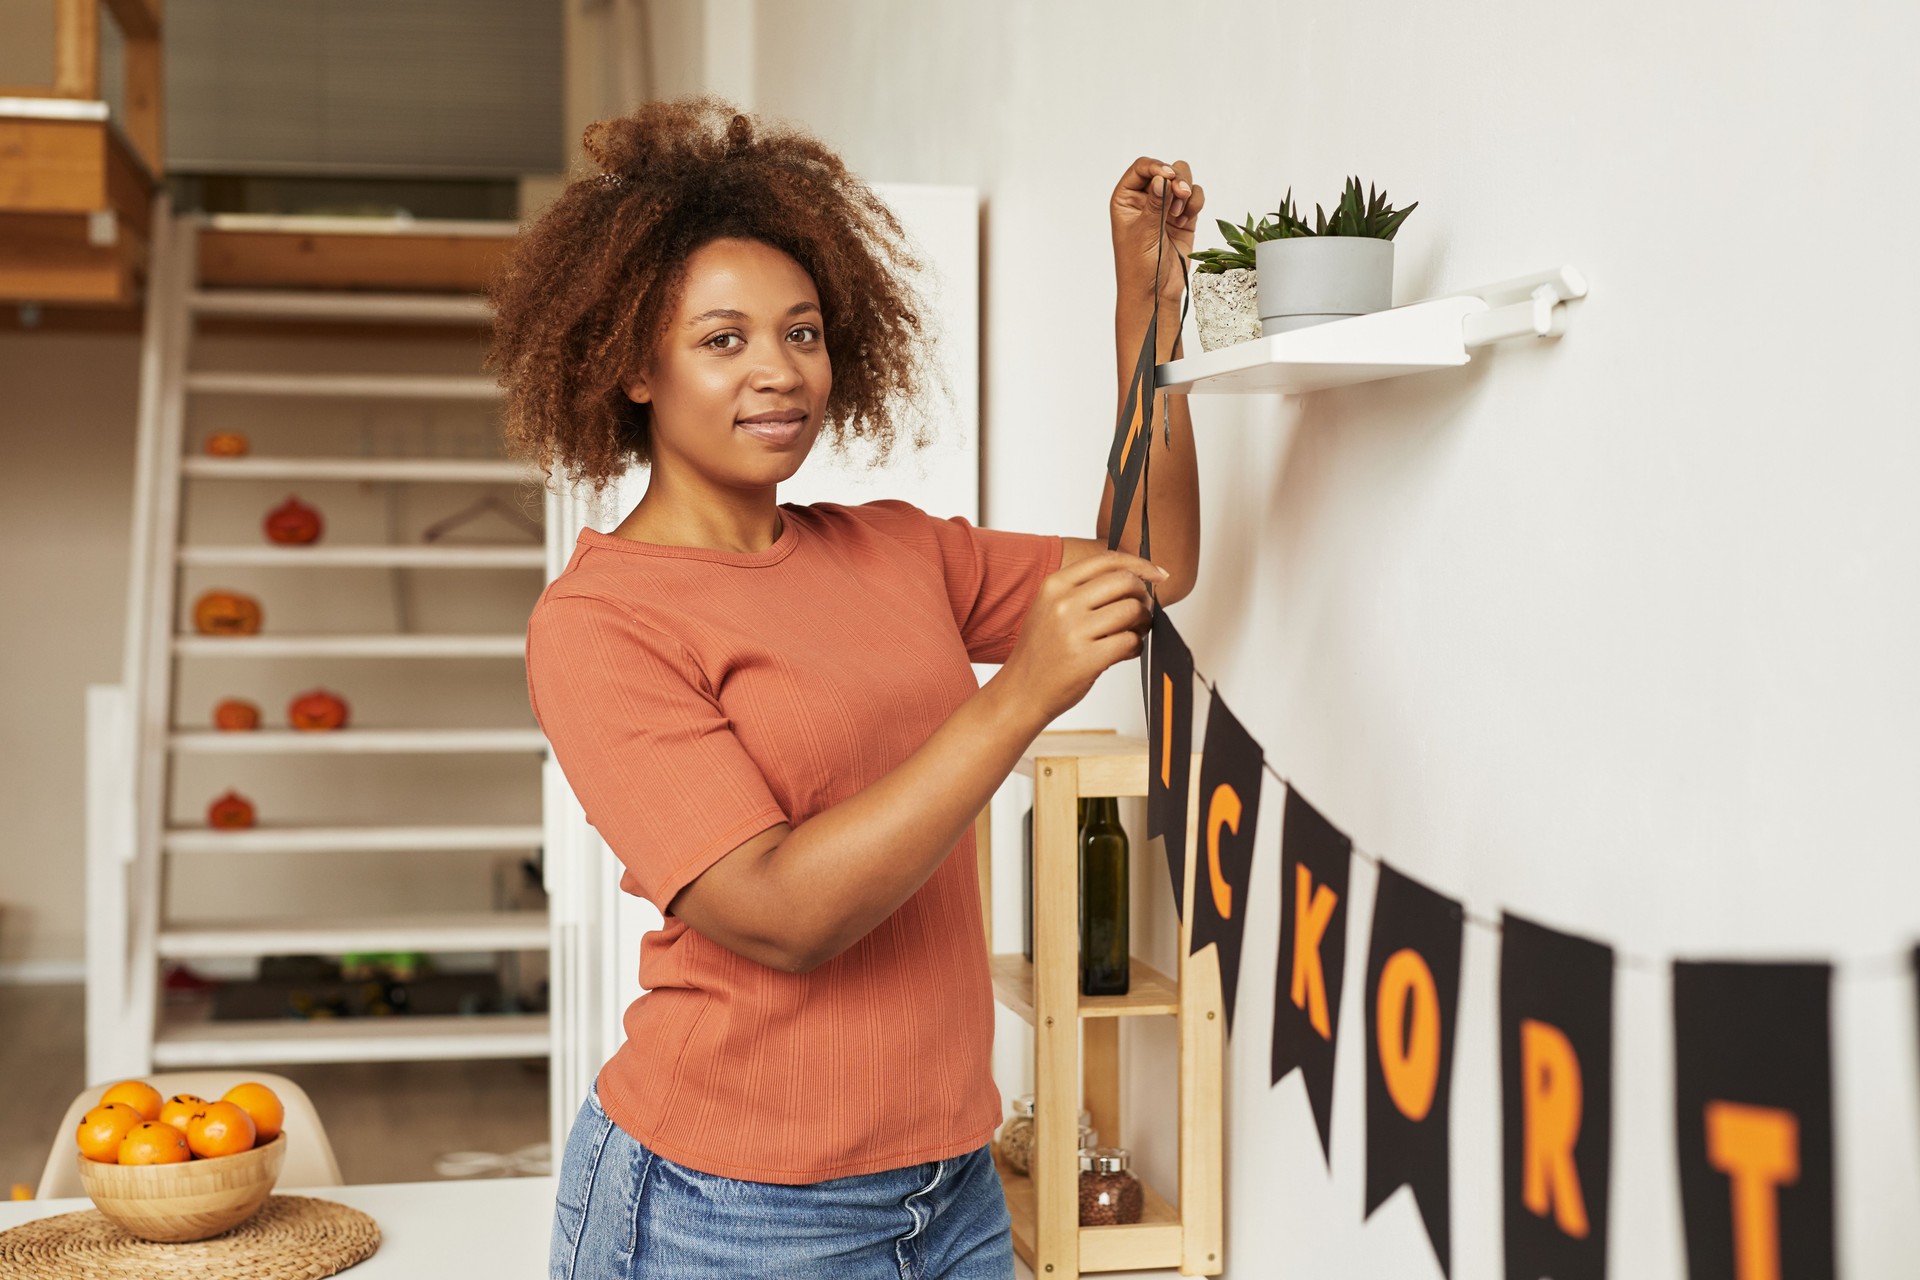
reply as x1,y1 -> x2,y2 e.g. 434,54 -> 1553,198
0,1193 -> 380,1278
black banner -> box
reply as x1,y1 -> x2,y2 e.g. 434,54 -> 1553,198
1270,788 -> 1352,1166
1104,312 -> 1156,551
1499,913 -> 1614,1280
1146,610 -> 1195,919
1188,687 -> 1263,1032
1364,862 -> 1465,1278
1673,961 -> 1835,1280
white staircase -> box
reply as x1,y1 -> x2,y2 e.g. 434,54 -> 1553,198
89,201 -> 556,1084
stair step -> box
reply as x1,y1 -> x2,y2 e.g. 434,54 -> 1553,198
170,728 -> 546,754
189,289 -> 491,324
183,456 -> 533,483
173,634 -> 526,658
164,824 -> 544,855
185,371 -> 503,400
179,544 -> 544,569
157,911 -> 550,958
152,1012 -> 550,1067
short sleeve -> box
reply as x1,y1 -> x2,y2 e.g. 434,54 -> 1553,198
843,500 -> 1065,664
526,592 -> 789,908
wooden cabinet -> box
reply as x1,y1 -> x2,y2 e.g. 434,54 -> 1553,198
987,731 -> 1223,1277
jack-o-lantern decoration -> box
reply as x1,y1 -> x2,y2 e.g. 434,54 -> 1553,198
206,789 -> 256,829
212,698 -> 260,730
204,432 -> 249,457
288,688 -> 349,731
192,590 -> 263,636
264,496 -> 323,545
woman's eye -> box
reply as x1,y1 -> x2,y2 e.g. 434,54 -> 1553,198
790,325 -> 820,343
707,333 -> 741,351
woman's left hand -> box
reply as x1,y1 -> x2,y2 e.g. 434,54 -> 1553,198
1111,156 -> 1204,305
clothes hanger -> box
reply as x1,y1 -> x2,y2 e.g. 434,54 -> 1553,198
421,493 -> 543,543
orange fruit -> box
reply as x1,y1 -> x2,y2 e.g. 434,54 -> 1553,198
98,1080 -> 164,1122
185,1100 -> 256,1159
75,1103 -> 144,1163
221,1082 -> 284,1143
157,1094 -> 208,1133
118,1121 -> 191,1165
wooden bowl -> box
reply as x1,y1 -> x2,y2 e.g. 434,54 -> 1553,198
77,1132 -> 286,1242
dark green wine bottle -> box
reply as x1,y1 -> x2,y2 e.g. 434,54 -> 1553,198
1079,796 -> 1130,996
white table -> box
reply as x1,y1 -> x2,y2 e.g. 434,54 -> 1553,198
0,1176 -> 555,1277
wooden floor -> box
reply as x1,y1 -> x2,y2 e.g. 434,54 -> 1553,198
1,984 -> 549,1195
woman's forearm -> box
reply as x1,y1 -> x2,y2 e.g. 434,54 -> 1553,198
748,671 -> 1052,971
1097,292 -> 1201,603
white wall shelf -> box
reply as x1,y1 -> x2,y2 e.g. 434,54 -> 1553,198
164,824 -> 544,855
156,911 -> 550,958
1156,265 -> 1587,396
180,545 -> 544,569
170,728 -> 546,754
173,634 -> 527,659
152,1012 -> 551,1067
183,457 -> 535,483
185,371 -> 504,400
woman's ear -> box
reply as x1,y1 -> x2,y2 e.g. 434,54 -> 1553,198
622,374 -> 652,405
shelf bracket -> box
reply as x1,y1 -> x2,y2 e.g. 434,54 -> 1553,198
1456,265 -> 1588,349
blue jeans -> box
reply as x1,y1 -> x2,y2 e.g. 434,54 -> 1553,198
549,1078 -> 1015,1279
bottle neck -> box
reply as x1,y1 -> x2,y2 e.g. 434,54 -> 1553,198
1083,796 -> 1121,829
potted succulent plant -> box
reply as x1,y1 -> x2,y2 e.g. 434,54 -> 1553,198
1187,213 -> 1283,352
1254,178 -> 1416,334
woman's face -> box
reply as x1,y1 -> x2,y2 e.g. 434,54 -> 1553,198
624,236 -> 832,492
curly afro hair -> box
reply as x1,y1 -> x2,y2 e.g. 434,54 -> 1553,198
486,96 -> 936,496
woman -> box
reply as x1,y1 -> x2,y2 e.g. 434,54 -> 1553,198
490,97 -> 1204,1279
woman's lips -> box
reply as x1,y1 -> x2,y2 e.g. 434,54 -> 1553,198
735,415 -> 807,445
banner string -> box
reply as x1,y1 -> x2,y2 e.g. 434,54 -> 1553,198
1127,180 -> 1913,985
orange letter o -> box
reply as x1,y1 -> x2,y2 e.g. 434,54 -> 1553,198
1376,948 -> 1442,1122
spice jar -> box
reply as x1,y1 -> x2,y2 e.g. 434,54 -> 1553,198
1078,1146 -> 1144,1226
995,1094 -> 1096,1177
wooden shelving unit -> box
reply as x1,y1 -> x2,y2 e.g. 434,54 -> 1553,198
987,731 -> 1222,1278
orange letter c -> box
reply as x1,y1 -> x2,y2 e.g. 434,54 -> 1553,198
1206,783 -> 1241,920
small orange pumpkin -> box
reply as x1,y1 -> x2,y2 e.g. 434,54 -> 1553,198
206,790 -> 256,829
264,496 -> 323,545
288,688 -> 349,731
212,698 -> 260,730
192,591 -> 263,636
204,432 -> 249,457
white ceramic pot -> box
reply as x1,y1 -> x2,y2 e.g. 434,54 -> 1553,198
1189,267 -> 1262,352
1254,237 -> 1394,334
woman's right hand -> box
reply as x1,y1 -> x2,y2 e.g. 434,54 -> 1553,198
1000,550 -> 1165,723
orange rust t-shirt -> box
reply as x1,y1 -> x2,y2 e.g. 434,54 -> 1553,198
525,499 -> 1063,1184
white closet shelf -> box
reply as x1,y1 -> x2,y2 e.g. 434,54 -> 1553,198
184,372 -> 504,400
173,634 -> 527,658
164,824 -> 544,855
152,1013 -> 551,1068
188,290 -> 492,324
156,911 -> 549,958
170,728 -> 546,754
1156,265 -> 1587,396
183,457 -> 534,483
179,545 -> 544,569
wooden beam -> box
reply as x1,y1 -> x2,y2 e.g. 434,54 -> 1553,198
121,35 -> 163,175
53,0 -> 100,99
0,118 -> 110,212
102,0 -> 161,40
198,229 -> 518,293
0,210 -> 146,306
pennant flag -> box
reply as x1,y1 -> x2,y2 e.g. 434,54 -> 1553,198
1104,310 -> 1156,551
1673,961 -> 1835,1280
1364,862 -> 1465,1278
1499,913 -> 1614,1280
1188,687 -> 1263,1032
1270,788 -> 1352,1165
1146,610 -> 1195,918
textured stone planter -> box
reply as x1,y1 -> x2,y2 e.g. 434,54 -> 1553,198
1254,237 -> 1395,334
1190,267 -> 1262,352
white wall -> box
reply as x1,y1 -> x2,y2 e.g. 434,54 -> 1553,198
746,1 -> 1920,1275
